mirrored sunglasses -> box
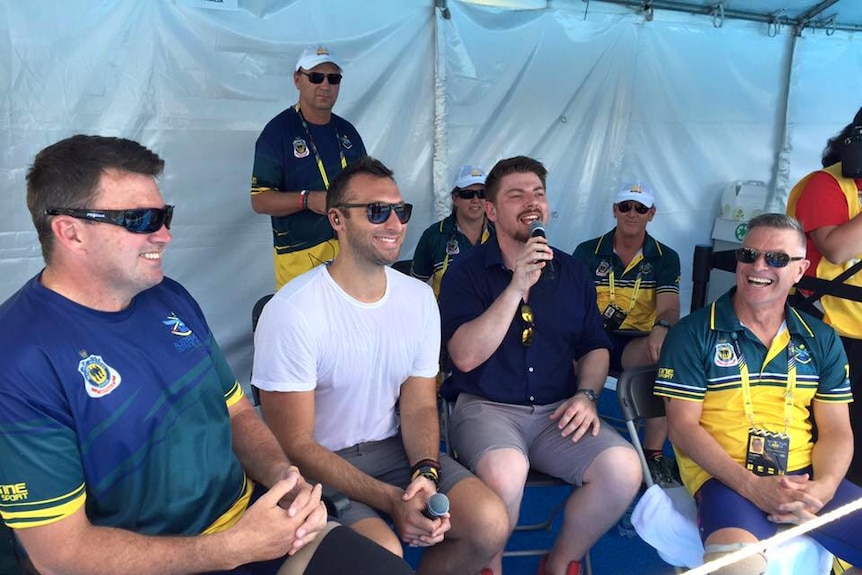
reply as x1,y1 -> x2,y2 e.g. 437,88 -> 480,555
299,70 -> 343,85
335,202 -> 413,225
735,247 -> 804,268
520,303 -> 534,347
616,201 -> 650,214
45,205 -> 174,234
455,188 -> 486,200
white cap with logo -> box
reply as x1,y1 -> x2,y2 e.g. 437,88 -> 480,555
453,165 -> 486,190
296,46 -> 342,72
615,182 -> 655,208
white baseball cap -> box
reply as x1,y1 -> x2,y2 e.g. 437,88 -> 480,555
296,46 -> 341,71
615,182 -> 655,208
453,165 -> 486,190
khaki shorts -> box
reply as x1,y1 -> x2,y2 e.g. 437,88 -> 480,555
449,393 -> 632,486
333,434 -> 473,526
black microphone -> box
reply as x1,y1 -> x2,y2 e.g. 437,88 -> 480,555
529,221 -> 556,281
422,492 -> 450,520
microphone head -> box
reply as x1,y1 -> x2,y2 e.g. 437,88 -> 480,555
426,493 -> 450,517
529,220 -> 546,238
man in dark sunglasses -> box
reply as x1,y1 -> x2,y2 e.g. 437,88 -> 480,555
250,45 -> 367,290
656,213 -> 862,571
254,156 -> 508,575
573,181 -> 682,487
439,156 -> 642,575
411,164 -> 495,298
1,136 -> 415,575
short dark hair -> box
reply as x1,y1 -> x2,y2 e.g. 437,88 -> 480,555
27,135 -> 164,263
745,213 -> 807,251
821,106 -> 862,168
326,156 -> 395,212
484,156 -> 547,202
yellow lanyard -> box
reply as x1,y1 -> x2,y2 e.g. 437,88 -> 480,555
733,333 -> 797,434
608,254 -> 643,315
295,104 -> 347,190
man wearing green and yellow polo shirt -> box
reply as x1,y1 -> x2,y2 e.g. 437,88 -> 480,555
411,165 -> 494,298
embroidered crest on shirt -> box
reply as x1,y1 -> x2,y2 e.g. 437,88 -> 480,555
163,313 -> 201,352
596,260 -> 611,277
794,343 -> 812,364
713,342 -> 738,367
446,239 -> 460,256
78,354 -> 122,398
640,262 -> 653,276
339,134 -> 353,150
293,138 -> 309,158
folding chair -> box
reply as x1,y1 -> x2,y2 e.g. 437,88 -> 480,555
249,293 -> 274,407
615,364 -> 666,489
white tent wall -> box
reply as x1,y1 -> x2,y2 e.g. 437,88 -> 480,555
1,0 -> 859,391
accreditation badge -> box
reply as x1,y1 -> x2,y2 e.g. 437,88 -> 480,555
601,303 -> 627,331
745,428 -> 789,476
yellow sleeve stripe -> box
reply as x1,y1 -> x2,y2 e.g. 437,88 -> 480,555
225,381 -> 245,408
2,489 -> 87,529
250,186 -> 275,195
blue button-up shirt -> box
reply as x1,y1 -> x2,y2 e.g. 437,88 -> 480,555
439,237 -> 611,405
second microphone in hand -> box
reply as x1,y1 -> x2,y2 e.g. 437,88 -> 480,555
422,492 -> 450,520
529,220 -> 556,281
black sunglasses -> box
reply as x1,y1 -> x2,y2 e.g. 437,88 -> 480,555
520,303 -> 534,347
335,202 -> 413,225
735,247 -> 804,268
455,188 -> 486,200
45,205 -> 174,234
299,70 -> 343,85
616,201 -> 650,215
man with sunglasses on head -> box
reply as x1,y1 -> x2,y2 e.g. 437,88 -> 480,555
573,182 -> 681,487
250,45 -> 367,290
411,165 -> 495,298
438,156 -> 642,575
253,156 -> 508,575
655,213 -> 862,574
0,135 -> 415,575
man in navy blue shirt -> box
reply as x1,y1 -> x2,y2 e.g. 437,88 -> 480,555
438,156 -> 642,575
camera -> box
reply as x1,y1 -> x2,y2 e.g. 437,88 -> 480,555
841,125 -> 862,178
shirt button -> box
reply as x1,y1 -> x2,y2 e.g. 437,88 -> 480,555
528,367 -> 534,373
530,395 -> 535,402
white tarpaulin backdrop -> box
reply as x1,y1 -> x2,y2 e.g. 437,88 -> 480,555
1,0 -> 860,389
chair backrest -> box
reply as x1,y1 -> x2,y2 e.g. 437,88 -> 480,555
615,364 -> 662,488
391,259 -> 412,275
252,294 -> 274,332
250,294 -> 274,406
616,364 -> 663,422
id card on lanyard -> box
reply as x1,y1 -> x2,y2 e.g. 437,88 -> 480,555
602,257 -> 644,330
735,335 -> 796,476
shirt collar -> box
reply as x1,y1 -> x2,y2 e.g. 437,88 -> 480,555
710,288 -> 816,340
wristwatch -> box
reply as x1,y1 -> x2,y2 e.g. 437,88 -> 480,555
653,319 -> 671,329
574,389 -> 599,403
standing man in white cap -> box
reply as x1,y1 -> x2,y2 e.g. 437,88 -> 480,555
250,45 -> 367,289
573,182 -> 681,486
411,165 -> 495,298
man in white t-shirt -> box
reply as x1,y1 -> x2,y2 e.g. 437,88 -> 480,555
253,156 -> 508,575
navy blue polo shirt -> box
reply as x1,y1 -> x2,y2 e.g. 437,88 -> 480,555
439,238 -> 611,405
